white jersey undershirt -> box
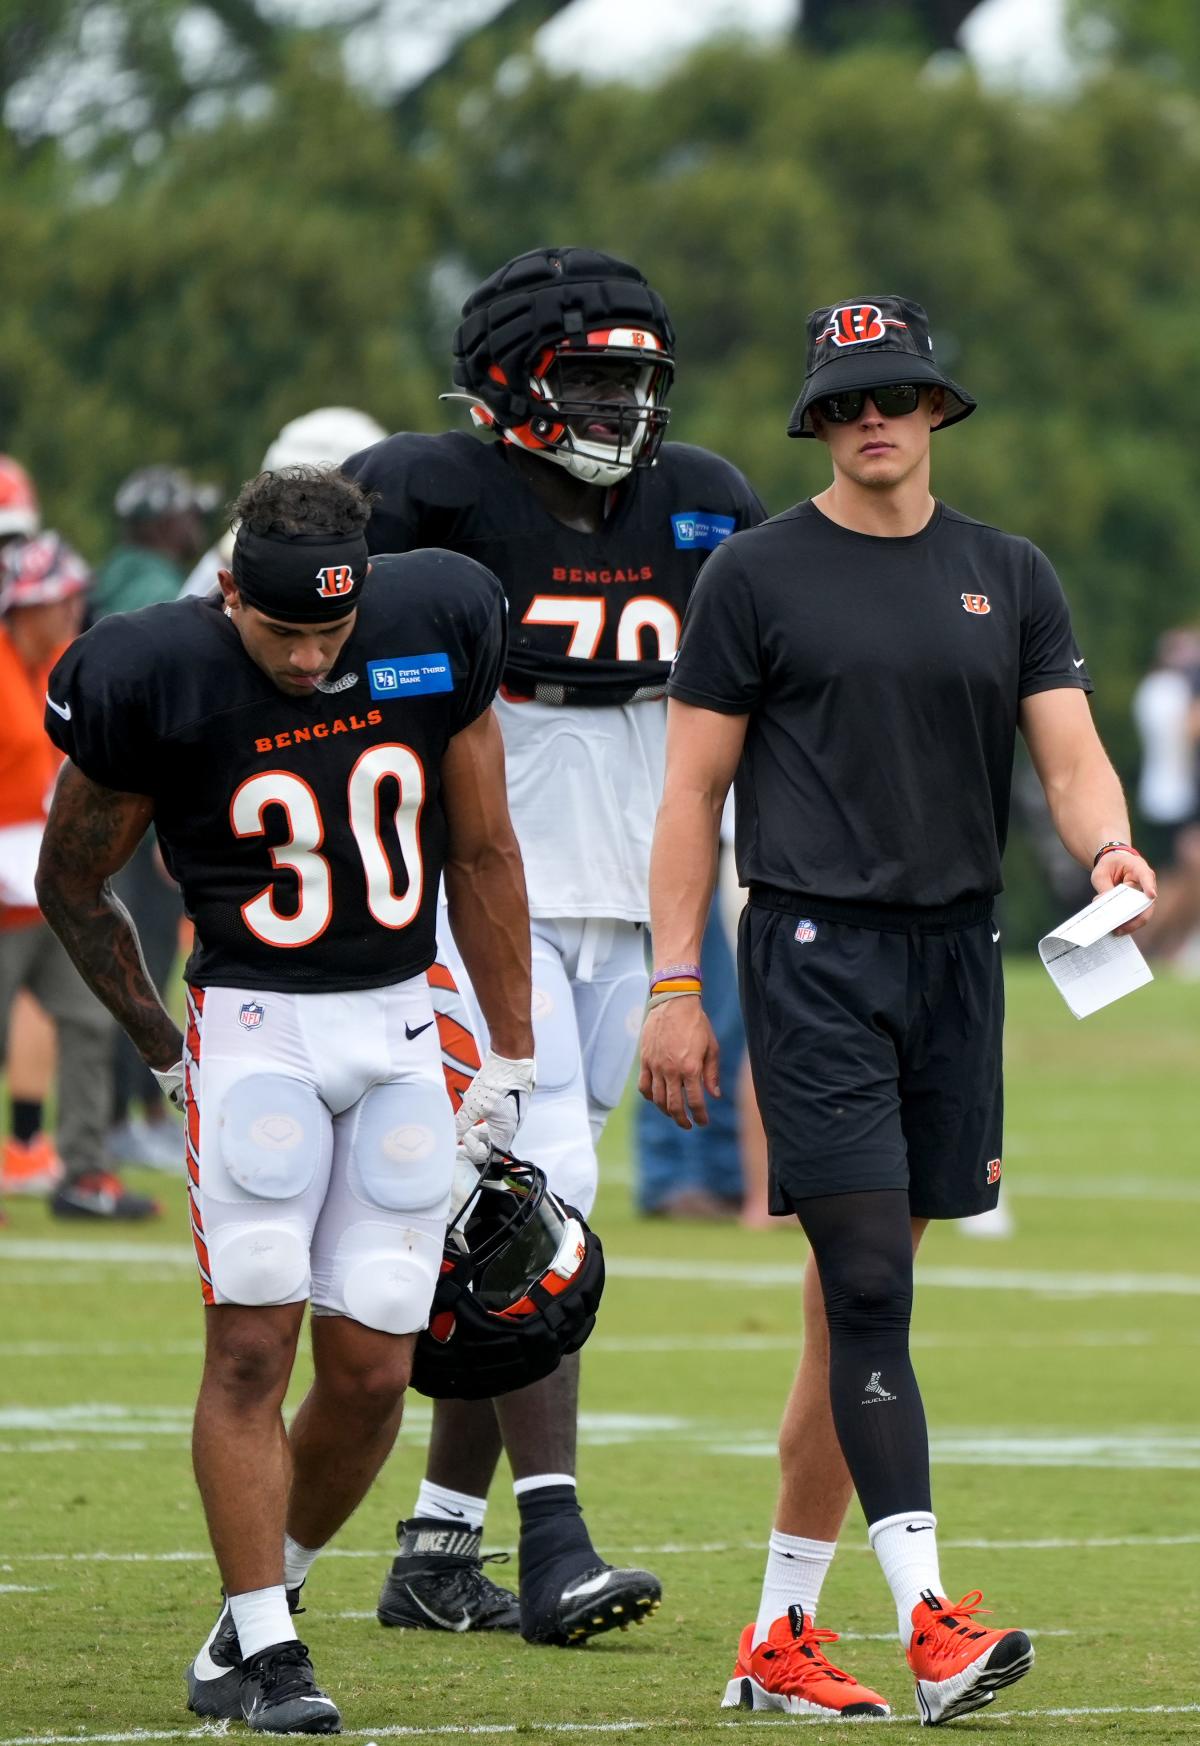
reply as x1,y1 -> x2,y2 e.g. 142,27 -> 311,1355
494,692 -> 666,921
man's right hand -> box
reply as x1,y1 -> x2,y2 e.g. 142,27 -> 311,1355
638,998 -> 720,1130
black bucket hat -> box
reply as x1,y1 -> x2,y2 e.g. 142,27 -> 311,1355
788,296 -> 976,438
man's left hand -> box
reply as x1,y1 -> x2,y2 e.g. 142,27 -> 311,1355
456,1049 -> 537,1165
1092,848 -> 1157,934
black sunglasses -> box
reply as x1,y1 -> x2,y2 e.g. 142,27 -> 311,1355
817,383 -> 923,423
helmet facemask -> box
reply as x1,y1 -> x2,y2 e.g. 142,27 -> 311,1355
448,331 -> 673,489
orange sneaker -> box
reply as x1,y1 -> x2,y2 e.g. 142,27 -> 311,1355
1,1134 -> 64,1196
722,1607 -> 890,1718
907,1590 -> 1034,1726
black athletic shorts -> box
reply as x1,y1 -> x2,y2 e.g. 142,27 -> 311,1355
739,888 -> 1004,1221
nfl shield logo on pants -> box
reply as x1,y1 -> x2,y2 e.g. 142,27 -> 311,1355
239,1001 -> 265,1030
794,919 -> 818,944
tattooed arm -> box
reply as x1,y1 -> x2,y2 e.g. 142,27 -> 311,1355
35,762 -> 184,1070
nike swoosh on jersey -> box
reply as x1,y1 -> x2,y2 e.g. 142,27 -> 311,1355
407,1588 -> 472,1632
46,694 -> 72,721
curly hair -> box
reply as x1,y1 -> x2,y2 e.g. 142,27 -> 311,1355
230,465 -> 374,539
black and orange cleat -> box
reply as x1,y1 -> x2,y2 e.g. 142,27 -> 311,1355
721,1607 -> 891,1718
907,1589 -> 1034,1725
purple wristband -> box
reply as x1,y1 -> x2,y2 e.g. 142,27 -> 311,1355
652,961 -> 702,985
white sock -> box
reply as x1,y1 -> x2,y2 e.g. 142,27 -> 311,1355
282,1534 -> 320,1591
868,1511 -> 942,1648
414,1480 -> 487,1532
753,1531 -> 837,1647
228,1585 -> 297,1660
512,1473 -> 576,1498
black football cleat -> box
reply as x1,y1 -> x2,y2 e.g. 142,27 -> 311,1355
520,1559 -> 663,1647
377,1518 -> 520,1631
186,1593 -> 242,1720
239,1639 -> 341,1734
186,1586 -> 304,1719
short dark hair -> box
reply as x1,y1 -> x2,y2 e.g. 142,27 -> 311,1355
230,466 -> 373,540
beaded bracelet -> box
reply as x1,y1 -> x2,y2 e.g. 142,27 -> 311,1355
1093,841 -> 1144,868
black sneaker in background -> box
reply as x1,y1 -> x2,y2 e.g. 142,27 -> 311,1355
520,1558 -> 663,1647
239,1640 -> 340,1734
50,1170 -> 161,1221
377,1517 -> 520,1631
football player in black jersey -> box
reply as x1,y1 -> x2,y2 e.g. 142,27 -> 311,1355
342,248 -> 766,1648
36,467 -> 535,1734
643,297 -> 1157,1724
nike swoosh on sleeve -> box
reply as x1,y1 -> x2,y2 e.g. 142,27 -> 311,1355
1072,657 -> 1086,668
46,695 -> 72,720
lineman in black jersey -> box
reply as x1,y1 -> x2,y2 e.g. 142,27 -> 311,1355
342,248 -> 766,1648
642,298 -> 1157,1723
37,468 -> 534,1734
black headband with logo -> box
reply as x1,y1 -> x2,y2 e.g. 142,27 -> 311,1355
232,526 -> 370,623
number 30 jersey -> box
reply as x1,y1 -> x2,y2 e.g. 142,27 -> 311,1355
343,432 -> 765,920
44,551 -> 506,993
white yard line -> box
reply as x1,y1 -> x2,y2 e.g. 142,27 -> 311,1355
6,1532 -> 1200,1564
3,1704 -> 1200,1742
7,1237 -> 1200,1298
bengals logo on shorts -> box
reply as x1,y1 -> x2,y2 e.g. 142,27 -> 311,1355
986,1158 -> 1002,1185
818,304 -> 908,349
961,593 -> 991,615
315,564 -> 356,599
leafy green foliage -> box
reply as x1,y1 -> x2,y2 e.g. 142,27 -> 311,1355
1,32 -> 1198,935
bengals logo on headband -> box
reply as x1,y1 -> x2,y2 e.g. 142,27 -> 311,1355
315,564 -> 356,599
818,304 -> 908,349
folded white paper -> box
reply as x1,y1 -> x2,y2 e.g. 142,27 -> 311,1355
1038,884 -> 1154,1018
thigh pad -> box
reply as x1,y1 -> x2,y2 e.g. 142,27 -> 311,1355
218,1074 -> 325,1201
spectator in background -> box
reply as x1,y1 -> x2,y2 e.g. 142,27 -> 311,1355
92,466 -> 218,1173
1132,627 -> 1200,962
179,407 -> 387,601
0,456 -> 60,1185
0,534 -> 157,1219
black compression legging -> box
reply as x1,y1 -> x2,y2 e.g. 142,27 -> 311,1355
796,1188 -> 931,1525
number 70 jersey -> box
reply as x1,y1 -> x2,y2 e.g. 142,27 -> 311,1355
44,551 -> 506,993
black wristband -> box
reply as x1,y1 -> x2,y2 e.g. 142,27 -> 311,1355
1092,841 -> 1142,868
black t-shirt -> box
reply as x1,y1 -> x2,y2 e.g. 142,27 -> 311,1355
342,431 -> 766,705
668,500 -> 1092,908
45,552 -> 506,992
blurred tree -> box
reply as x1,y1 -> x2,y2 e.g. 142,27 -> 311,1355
1069,0 -> 1200,84
797,1 -> 981,52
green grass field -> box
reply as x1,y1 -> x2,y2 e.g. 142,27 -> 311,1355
1,961 -> 1198,1742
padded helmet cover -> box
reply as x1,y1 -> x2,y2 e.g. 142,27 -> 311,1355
452,246 -> 676,430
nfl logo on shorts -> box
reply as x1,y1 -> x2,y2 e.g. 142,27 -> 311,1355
239,1000 -> 265,1030
794,919 -> 818,944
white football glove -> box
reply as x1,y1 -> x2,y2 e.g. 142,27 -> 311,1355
151,1060 -> 186,1111
455,1049 -> 536,1168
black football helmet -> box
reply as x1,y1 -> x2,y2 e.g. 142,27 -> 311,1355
442,246 -> 675,488
411,1156 -> 605,1401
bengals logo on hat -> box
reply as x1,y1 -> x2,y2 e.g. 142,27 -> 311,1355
818,304 -> 908,349
315,564 -> 356,599
961,593 -> 991,615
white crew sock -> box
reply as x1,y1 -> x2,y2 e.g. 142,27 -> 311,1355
868,1511 -> 942,1648
752,1530 -> 838,1647
228,1585 -> 298,1660
282,1534 -> 320,1591
512,1473 -> 576,1498
414,1480 -> 488,1532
